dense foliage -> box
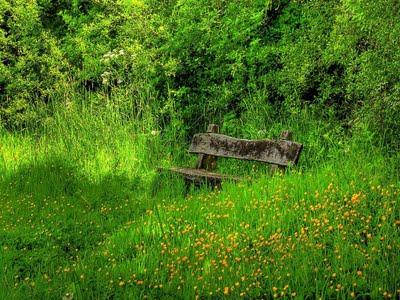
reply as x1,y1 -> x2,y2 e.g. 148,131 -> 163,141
1,0 -> 399,151
1,1 -> 399,299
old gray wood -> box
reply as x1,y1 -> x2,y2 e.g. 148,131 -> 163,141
270,130 -> 294,173
189,133 -> 302,167
196,124 -> 219,170
166,167 -> 241,181
157,167 -> 241,188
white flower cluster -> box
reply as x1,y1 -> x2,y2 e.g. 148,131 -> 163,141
100,49 -> 126,84
101,71 -> 112,84
100,49 -> 125,63
101,71 -> 124,85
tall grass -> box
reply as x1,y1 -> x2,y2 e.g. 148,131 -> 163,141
0,104 -> 398,299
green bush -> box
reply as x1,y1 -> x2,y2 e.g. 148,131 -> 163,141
0,0 -> 399,152
0,0 -> 69,128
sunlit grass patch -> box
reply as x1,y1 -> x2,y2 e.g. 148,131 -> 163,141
0,124 -> 399,299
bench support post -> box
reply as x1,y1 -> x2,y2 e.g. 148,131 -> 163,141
271,130 -> 294,174
196,124 -> 219,170
186,124 -> 220,189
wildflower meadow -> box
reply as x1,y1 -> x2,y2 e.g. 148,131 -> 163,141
1,0 -> 399,299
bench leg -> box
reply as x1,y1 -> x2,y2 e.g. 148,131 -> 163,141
270,165 -> 286,175
183,176 -> 222,192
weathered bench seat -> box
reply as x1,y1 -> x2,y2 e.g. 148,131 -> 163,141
165,167 -> 242,185
159,124 -> 303,187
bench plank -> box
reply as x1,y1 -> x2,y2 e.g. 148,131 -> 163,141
158,167 -> 241,187
159,167 -> 241,180
189,133 -> 302,167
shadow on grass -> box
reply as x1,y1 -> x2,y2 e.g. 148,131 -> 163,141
1,157 -> 141,201
0,156 -> 151,281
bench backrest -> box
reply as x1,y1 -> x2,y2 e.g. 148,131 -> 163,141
189,132 -> 303,167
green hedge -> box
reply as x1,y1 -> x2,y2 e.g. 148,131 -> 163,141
0,0 -> 399,150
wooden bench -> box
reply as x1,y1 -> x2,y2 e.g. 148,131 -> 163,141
159,124 -> 303,188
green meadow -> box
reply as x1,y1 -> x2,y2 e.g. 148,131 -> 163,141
1,0 -> 399,299
0,110 -> 398,299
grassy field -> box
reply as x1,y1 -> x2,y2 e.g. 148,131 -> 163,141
0,112 -> 399,299
1,1 -> 400,299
